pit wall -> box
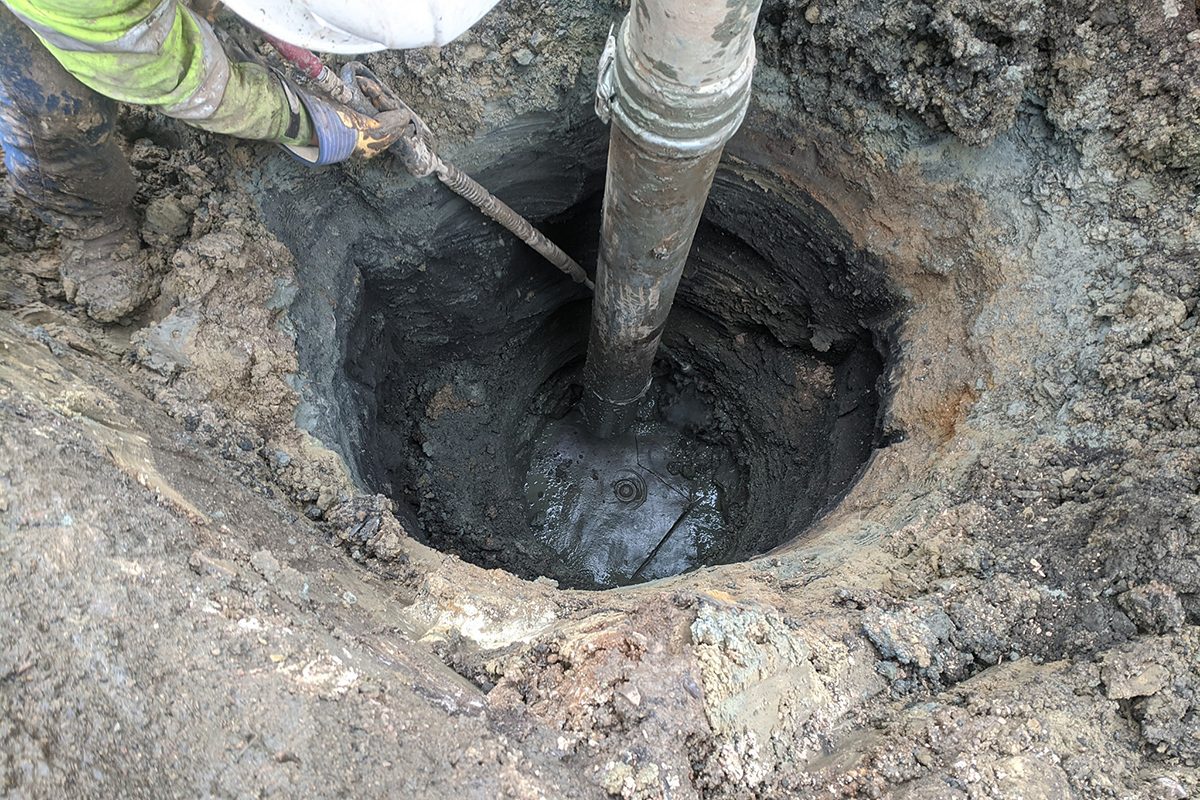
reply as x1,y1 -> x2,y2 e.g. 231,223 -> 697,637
243,17 -> 1082,576
254,96 -> 1023,570
258,98 -> 901,581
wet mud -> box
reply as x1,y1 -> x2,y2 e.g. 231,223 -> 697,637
257,122 -> 898,586
524,375 -> 742,587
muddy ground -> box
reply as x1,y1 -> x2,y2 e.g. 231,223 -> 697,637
2,0 -> 1200,797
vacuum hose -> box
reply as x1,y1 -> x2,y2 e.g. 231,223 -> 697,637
267,41 -> 593,291
431,159 -> 594,289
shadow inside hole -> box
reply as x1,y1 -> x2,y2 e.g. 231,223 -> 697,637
260,118 -> 902,588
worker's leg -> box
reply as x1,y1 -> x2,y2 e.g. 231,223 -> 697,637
0,5 -> 149,321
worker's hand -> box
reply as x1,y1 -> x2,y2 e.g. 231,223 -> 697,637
281,79 -> 413,165
343,63 -> 439,177
335,104 -> 415,159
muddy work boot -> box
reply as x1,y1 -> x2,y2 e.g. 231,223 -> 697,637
1,4 -> 148,321
59,218 -> 152,322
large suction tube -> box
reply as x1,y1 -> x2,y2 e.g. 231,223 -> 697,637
581,0 -> 764,437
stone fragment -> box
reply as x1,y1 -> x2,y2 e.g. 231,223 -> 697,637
273,566 -> 311,606
1125,284 -> 1187,329
143,196 -> 192,240
862,606 -> 953,670
1118,581 -> 1185,634
1151,776 -> 1188,800
1102,656 -> 1169,700
325,494 -> 412,561
131,309 -> 199,376
601,761 -> 634,797
249,549 -> 282,583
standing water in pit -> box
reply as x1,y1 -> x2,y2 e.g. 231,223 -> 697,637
523,0 -> 765,583
525,370 -> 744,586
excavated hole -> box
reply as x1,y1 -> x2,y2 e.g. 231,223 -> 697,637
263,118 -> 903,589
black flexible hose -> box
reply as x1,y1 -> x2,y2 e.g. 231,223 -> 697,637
434,160 -> 594,290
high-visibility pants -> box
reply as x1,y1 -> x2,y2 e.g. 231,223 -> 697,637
0,3 -> 136,234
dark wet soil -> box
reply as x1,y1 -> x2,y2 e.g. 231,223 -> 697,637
524,369 -> 741,587
266,130 -> 903,585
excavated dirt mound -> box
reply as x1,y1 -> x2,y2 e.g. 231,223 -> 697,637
2,0 -> 1199,797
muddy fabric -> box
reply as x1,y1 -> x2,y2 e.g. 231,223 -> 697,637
1,0 -> 312,146
0,4 -> 135,232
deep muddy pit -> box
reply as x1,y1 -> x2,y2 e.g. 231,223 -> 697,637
6,0 -> 1199,794
259,118 -> 904,587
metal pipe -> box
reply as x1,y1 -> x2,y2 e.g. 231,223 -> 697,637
581,0 -> 763,436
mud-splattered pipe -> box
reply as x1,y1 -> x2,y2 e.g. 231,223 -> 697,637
581,0 -> 764,437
